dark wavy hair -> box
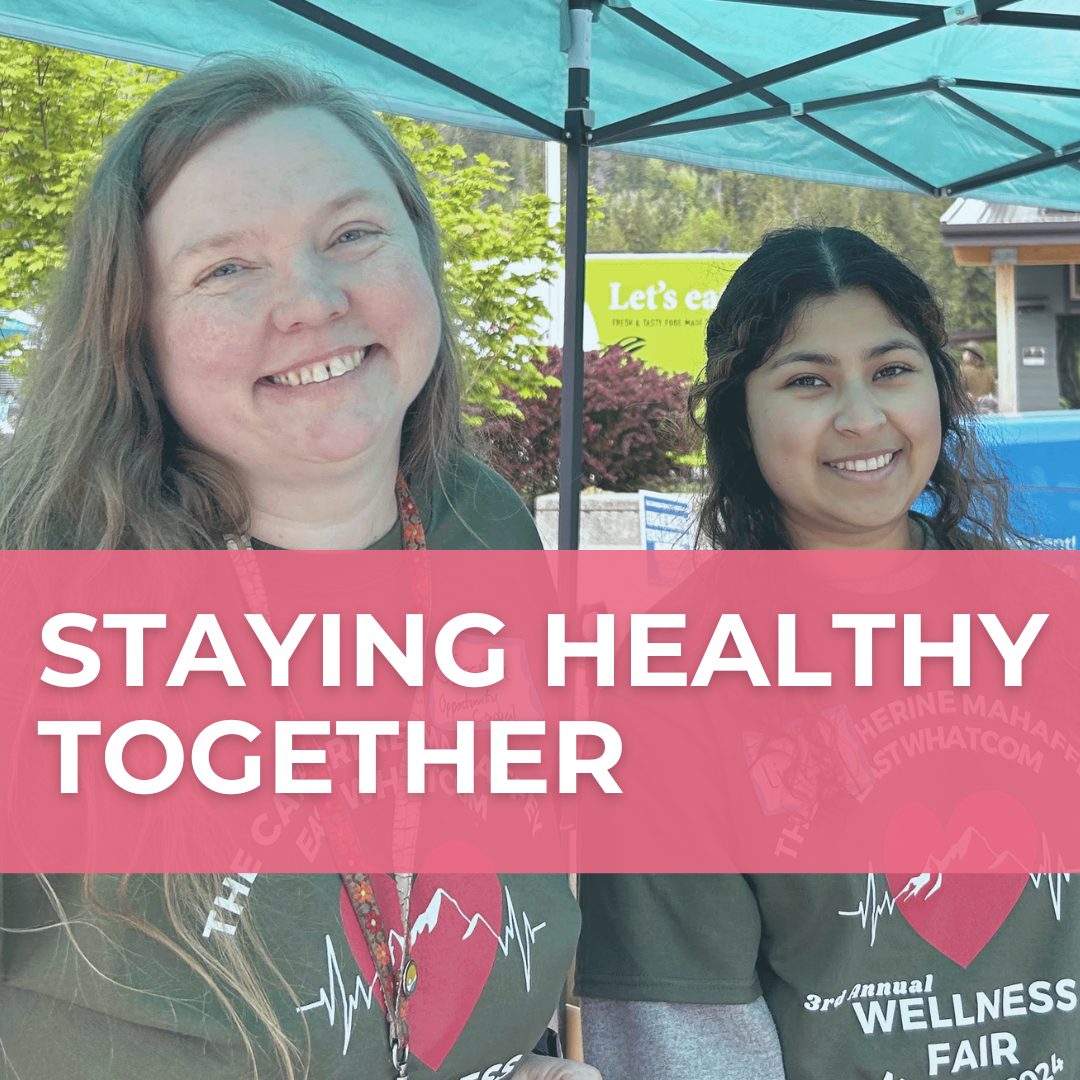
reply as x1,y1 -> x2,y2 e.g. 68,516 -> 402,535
689,225 -> 1017,550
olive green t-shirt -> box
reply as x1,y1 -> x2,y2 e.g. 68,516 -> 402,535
578,551 -> 1080,1080
251,453 -> 543,552
1,873 -> 578,1080
579,873 -> 1080,1080
0,454 -> 568,1079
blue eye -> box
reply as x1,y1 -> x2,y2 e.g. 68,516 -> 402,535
335,228 -> 372,245
206,263 -> 242,279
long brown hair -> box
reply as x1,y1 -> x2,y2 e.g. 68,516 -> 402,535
689,226 -> 1018,550
0,54 -> 470,1079
0,55 -> 464,549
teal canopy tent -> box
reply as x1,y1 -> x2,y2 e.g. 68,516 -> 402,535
3,0 -> 1079,544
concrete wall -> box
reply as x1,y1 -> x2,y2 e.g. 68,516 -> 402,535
534,492 -> 642,549
1015,264 -> 1068,411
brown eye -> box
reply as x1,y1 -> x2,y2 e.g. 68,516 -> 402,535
875,363 -> 912,380
786,373 -> 828,389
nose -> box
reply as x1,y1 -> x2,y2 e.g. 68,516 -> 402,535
833,380 -> 887,437
270,250 -> 348,332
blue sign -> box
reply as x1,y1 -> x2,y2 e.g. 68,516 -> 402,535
639,491 -> 696,550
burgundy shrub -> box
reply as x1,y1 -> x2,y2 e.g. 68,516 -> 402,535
479,345 -> 695,504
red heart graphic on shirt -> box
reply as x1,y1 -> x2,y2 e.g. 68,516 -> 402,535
340,871 -> 503,1069
884,791 -> 1036,967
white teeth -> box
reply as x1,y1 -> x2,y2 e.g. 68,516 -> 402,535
268,348 -> 370,387
832,452 -> 895,472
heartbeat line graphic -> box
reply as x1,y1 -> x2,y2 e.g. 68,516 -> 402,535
838,873 -> 901,946
296,933 -> 377,1054
1029,831 -> 1073,920
1029,873 -> 1072,920
840,868 -> 1073,946
296,884 -> 546,1056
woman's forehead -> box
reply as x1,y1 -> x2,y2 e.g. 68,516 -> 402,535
776,289 -> 919,354
170,108 -> 392,201
146,107 -> 401,261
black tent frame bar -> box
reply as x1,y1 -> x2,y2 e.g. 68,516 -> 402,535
705,0 -> 1080,30
594,0 -> 1018,143
556,0 -> 593,551
945,142 -> 1080,196
608,7 -> 941,194
605,4 -> 1080,207
796,113 -> 937,193
982,11 -> 1080,30
708,0 -> 955,17
265,0 -> 1080,547
954,78 -> 1080,99
590,11 -> 945,144
265,0 -> 563,140
591,80 -> 930,141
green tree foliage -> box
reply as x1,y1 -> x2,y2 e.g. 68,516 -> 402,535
468,138 -> 996,335
438,125 -> 547,211
588,154 -> 736,254
0,40 -> 178,308
0,44 -> 562,417
588,152 -> 995,333
382,116 -> 562,420
0,41 -> 178,373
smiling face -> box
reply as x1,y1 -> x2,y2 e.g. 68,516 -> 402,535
145,107 -> 441,489
743,289 -> 943,550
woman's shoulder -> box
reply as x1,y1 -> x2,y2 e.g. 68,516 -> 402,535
423,451 -> 543,551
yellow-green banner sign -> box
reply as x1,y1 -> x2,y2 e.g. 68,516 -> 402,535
585,253 -> 748,376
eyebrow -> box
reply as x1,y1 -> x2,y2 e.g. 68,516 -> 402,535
765,338 -> 924,371
167,188 -> 387,269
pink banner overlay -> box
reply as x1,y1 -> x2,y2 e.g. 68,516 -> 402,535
2,550 -> 1080,874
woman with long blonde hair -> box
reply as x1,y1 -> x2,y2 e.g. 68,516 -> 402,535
0,56 -> 589,1080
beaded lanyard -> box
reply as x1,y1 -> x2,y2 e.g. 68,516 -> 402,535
226,474 -> 427,1078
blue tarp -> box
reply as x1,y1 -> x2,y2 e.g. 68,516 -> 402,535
0,311 -> 36,339
976,412 -> 1080,546
910,412 -> 1080,543
3,1 -> 1080,209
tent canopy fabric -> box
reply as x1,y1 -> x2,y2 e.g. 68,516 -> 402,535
3,0 -> 1080,208
3,0 -> 1080,545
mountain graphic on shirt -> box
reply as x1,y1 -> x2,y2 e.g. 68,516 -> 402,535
885,828 -> 1031,967
895,826 -> 1029,904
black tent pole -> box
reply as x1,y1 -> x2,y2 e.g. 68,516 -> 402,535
557,0 -> 594,551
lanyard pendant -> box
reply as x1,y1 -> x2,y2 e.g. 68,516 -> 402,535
392,1039 -> 410,1080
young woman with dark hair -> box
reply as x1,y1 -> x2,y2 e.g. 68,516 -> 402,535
691,225 -> 1015,553
575,229 -> 1078,1080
